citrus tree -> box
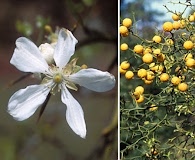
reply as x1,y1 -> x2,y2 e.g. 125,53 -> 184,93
120,2 -> 195,160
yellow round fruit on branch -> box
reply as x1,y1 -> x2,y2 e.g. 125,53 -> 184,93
178,82 -> 188,92
152,35 -> 162,43
135,86 -> 144,95
189,15 -> 195,22
157,54 -> 165,62
133,44 -> 144,54
163,22 -> 173,32
122,18 -> 132,28
142,53 -> 153,63
137,68 -> 147,78
119,66 -> 127,74
171,76 -> 181,85
120,25 -> 129,36
153,48 -> 161,57
125,71 -> 134,80
143,78 -> 153,85
146,71 -> 155,81
185,58 -> 195,67
160,73 -> 169,82
120,61 -> 130,70
172,13 -> 180,21
183,40 -> 194,50
136,94 -> 144,103
120,43 -> 128,51
143,47 -> 152,55
185,53 -> 193,61
172,21 -> 180,30
166,39 -> 174,45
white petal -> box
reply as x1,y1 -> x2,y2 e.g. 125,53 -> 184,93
54,29 -> 78,68
10,37 -> 49,74
61,85 -> 86,138
8,84 -> 51,121
68,68 -> 116,92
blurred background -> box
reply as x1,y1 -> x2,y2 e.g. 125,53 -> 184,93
0,0 -> 118,160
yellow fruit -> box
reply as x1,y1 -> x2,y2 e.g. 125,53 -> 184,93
120,26 -> 129,36
133,44 -> 144,54
120,61 -> 130,70
189,15 -> 195,22
180,20 -> 186,29
142,53 -> 153,63
135,86 -> 144,95
152,35 -> 161,43
160,73 -> 169,82
166,39 -> 174,45
171,76 -> 181,85
172,13 -> 180,21
122,18 -> 132,28
153,48 -> 161,56
137,68 -> 147,78
152,65 -> 164,73
136,95 -> 144,103
178,82 -> 188,92
183,40 -> 193,50
120,43 -> 128,51
125,71 -> 134,80
185,58 -> 195,67
143,79 -> 153,85
157,54 -> 165,62
163,22 -> 173,32
185,53 -> 193,61
120,66 -> 126,74
173,21 -> 180,30
146,71 -> 155,81
143,47 -> 152,55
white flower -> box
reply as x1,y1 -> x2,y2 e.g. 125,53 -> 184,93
8,28 -> 116,138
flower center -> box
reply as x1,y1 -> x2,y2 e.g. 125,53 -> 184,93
53,73 -> 63,84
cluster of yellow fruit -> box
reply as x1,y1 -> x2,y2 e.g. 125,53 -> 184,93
120,14 -> 195,104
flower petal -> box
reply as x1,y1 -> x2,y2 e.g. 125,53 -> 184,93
10,37 -> 49,74
8,84 -> 51,121
68,68 -> 116,92
54,29 -> 78,68
61,85 -> 86,138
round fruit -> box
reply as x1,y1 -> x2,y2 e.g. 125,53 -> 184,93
120,43 -> 128,51
173,21 -> 180,30
135,86 -> 144,95
152,35 -> 161,43
153,48 -> 161,56
189,15 -> 195,22
171,76 -> 181,85
146,71 -> 155,81
183,40 -> 193,50
185,53 -> 193,61
133,44 -> 144,54
122,18 -> 132,28
125,71 -> 134,80
120,66 -> 126,74
157,54 -> 165,62
163,22 -> 173,32
172,13 -> 180,21
143,78 -> 153,85
120,61 -> 130,70
166,39 -> 174,45
137,68 -> 147,78
120,26 -> 129,36
143,47 -> 152,55
185,58 -> 195,67
136,95 -> 144,103
178,82 -> 188,92
142,53 -> 153,63
160,73 -> 169,82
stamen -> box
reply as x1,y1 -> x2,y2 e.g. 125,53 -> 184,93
53,73 -> 63,83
